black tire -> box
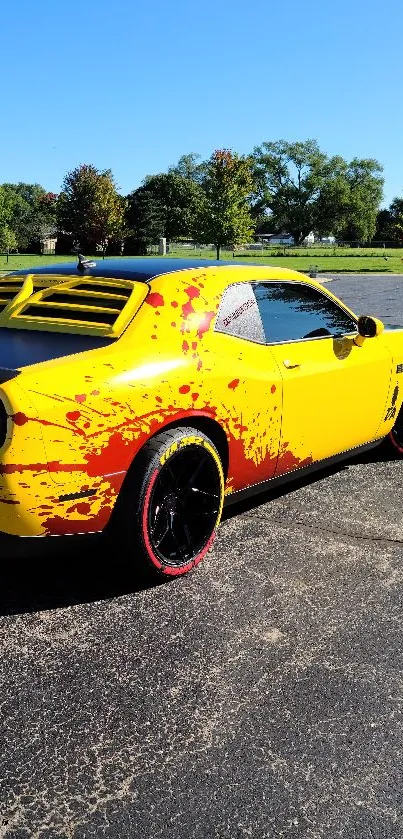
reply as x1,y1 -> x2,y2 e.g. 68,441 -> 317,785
110,426 -> 225,577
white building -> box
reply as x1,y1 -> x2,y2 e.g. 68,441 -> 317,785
256,231 -> 315,246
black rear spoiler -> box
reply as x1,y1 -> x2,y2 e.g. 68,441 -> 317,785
0,368 -> 20,384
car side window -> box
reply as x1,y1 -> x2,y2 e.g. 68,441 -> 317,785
215,282 -> 265,343
253,282 -> 357,344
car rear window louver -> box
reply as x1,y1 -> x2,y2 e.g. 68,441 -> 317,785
0,278 -> 26,313
0,274 -> 149,337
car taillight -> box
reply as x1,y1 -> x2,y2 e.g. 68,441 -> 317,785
0,400 -> 8,448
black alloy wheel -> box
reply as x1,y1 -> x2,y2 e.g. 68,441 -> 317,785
114,426 -> 225,577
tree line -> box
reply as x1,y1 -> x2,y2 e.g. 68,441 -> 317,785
1,140 -> 403,259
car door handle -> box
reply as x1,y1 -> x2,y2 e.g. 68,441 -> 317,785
283,359 -> 301,369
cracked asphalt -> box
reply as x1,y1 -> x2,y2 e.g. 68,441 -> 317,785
2,275 -> 403,839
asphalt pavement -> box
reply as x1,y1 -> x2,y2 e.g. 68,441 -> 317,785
325,274 -> 403,327
1,275 -> 403,839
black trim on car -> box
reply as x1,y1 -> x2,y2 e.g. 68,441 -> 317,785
224,438 -> 382,507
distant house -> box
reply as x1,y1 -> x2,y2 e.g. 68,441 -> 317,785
256,231 -> 317,246
258,233 -> 295,245
303,231 -> 315,245
40,227 -> 57,254
41,235 -> 57,254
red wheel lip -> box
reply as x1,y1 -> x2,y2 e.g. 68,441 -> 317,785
389,429 -> 403,454
141,467 -> 216,576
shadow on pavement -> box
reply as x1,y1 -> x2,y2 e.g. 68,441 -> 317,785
0,442 -> 395,617
0,532 -> 169,618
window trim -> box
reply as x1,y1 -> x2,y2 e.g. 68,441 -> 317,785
251,280 -> 358,347
214,279 -> 359,347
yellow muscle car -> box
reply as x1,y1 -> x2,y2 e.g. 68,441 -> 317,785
0,256 -> 401,575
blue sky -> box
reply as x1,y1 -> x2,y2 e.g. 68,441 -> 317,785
2,0 -> 402,206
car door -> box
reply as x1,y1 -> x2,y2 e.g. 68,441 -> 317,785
252,281 -> 392,473
214,280 -> 283,485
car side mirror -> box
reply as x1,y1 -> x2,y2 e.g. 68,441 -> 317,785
357,315 -> 384,338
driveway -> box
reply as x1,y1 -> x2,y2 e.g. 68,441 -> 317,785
325,273 -> 403,327
1,276 -> 403,839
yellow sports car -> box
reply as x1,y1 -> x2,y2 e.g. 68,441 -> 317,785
0,256 -> 402,575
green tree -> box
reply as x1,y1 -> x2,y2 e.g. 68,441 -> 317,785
194,149 -> 254,259
0,225 -> 17,253
0,186 -> 17,253
168,153 -> 206,184
336,159 -> 384,242
252,140 -> 383,244
0,186 -> 8,230
125,173 -> 203,254
57,165 -> 124,255
375,198 -> 403,244
252,140 -> 328,243
390,198 -> 403,243
0,183 -> 57,251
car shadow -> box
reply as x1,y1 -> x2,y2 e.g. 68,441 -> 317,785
0,532 -> 170,618
0,442 -> 396,618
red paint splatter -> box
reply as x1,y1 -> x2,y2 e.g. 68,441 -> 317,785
151,334 -> 157,340
197,311 -> 215,338
192,341 -> 197,350
91,389 -> 100,396
182,340 -> 189,352
271,384 -> 276,393
184,285 -> 200,300
182,299 -> 194,319
66,411 -> 81,422
179,384 -> 190,394
42,506 -> 112,536
228,379 -> 240,390
171,301 -> 178,308
12,412 -> 28,426
234,423 -> 248,434
171,322 -> 176,327
0,460 -> 83,476
75,394 -> 86,403
156,396 -> 163,404
225,423 -> 313,492
66,501 -> 91,515
197,360 -> 202,371
83,431 -> 133,482
192,393 -> 199,401
146,292 -> 164,308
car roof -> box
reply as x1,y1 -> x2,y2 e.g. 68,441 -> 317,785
13,257 -> 240,282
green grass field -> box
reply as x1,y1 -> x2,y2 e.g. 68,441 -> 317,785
1,248 -> 403,275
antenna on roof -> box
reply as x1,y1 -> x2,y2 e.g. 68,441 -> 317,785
77,254 -> 96,271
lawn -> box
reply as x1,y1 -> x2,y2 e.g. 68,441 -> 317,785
1,248 -> 403,275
